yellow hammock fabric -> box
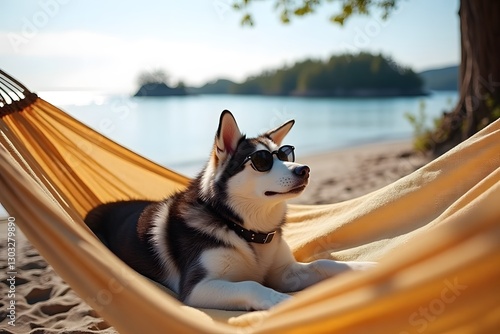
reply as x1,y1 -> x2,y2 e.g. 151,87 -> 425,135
0,70 -> 499,333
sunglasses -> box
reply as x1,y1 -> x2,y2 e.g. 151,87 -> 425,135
242,145 -> 295,172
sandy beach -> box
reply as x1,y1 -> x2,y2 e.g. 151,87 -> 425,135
0,140 -> 430,333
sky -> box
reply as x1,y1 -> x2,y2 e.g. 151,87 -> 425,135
0,0 -> 460,93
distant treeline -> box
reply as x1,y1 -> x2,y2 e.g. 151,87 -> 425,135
134,53 -> 458,98
418,66 -> 459,91
192,53 -> 428,97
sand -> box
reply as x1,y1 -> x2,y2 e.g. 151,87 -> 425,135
0,140 -> 429,333
291,140 -> 428,204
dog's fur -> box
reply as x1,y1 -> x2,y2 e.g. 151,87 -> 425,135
85,110 -> 375,310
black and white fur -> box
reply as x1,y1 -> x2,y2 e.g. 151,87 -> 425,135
85,110 -> 375,311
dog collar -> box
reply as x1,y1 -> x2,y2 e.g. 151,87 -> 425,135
197,198 -> 276,244
226,221 -> 276,244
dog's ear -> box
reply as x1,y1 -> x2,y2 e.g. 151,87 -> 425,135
266,120 -> 295,146
215,110 -> 243,160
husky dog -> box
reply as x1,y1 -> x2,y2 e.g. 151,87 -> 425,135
85,110 -> 375,311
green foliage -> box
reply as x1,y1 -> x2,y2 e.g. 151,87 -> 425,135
232,0 -> 398,26
485,94 -> 500,124
230,52 -> 423,96
404,101 -> 429,152
404,101 -> 434,152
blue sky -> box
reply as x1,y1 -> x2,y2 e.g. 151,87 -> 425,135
0,0 -> 460,93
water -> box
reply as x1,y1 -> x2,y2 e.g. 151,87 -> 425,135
42,91 -> 457,176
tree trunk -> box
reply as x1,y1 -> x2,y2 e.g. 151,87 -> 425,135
432,0 -> 500,155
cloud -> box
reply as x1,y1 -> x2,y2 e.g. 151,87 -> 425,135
1,30 -> 155,57
0,30 -> 299,89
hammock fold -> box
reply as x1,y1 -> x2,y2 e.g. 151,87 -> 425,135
1,70 -> 499,333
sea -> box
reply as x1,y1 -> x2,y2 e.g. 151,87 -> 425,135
0,90 -> 457,217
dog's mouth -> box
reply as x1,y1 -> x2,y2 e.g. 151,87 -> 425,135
265,185 -> 306,197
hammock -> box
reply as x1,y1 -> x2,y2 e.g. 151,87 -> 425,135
0,69 -> 499,333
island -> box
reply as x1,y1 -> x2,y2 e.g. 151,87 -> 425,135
133,82 -> 187,97
133,70 -> 187,97
190,53 -> 428,97
135,54 -> 456,98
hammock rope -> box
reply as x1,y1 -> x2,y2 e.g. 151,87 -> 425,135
0,69 -> 38,116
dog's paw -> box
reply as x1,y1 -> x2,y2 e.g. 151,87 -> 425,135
347,261 -> 377,271
252,291 -> 292,310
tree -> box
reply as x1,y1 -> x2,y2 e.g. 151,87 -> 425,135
436,0 -> 500,154
137,69 -> 169,86
134,69 -> 187,97
232,0 -> 500,155
227,53 -> 422,96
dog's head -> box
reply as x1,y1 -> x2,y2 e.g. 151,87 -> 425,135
200,110 -> 309,211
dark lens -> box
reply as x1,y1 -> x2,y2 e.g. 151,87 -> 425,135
251,150 -> 273,171
278,145 -> 295,162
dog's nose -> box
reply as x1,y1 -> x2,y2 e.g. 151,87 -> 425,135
293,165 -> 310,179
